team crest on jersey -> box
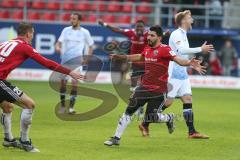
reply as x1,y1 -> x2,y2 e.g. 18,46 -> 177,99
153,50 -> 158,55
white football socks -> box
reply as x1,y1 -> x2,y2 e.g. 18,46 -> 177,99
20,109 -> 33,142
114,113 -> 132,139
157,113 -> 171,122
1,112 -> 14,140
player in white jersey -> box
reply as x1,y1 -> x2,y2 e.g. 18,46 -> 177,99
139,10 -> 214,138
55,13 -> 94,114
166,10 -> 214,138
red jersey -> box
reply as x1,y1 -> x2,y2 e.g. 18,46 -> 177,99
141,44 -> 176,93
122,29 -> 148,55
0,38 -> 71,80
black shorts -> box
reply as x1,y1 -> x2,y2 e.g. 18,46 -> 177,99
125,86 -> 166,116
130,64 -> 145,78
0,80 -> 23,103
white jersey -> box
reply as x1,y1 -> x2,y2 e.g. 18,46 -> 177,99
58,26 -> 94,64
168,28 -> 202,80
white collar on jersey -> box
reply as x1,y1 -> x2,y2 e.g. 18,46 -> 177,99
71,26 -> 81,30
178,27 -> 187,34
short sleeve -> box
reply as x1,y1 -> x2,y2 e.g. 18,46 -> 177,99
163,46 -> 176,60
58,28 -> 66,43
122,29 -> 132,38
23,44 -> 39,58
84,29 -> 94,46
169,31 -> 183,50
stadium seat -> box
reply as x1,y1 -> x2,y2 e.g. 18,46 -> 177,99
31,1 -> 45,9
12,10 -> 23,20
136,2 -> 152,13
42,12 -> 57,21
28,11 -> 41,20
0,0 -> 14,8
0,10 -> 10,19
46,2 -> 60,10
122,3 -> 133,13
88,14 -> 97,23
107,2 -> 121,12
63,2 -> 74,10
75,2 -> 90,11
102,15 -> 115,23
61,13 -> 71,22
117,15 -> 131,24
91,3 -> 106,12
135,15 -> 149,24
15,0 -> 31,8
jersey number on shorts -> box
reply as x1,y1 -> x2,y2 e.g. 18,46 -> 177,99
0,41 -> 18,62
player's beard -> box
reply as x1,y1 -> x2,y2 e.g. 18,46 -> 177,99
71,22 -> 79,29
147,39 -> 157,47
136,30 -> 143,36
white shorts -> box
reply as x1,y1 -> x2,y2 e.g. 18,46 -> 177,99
60,58 -> 83,80
167,78 -> 192,98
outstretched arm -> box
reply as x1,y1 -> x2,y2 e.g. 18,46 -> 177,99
30,53 -> 85,80
178,41 -> 214,55
173,56 -> 206,75
110,54 -> 144,62
98,19 -> 124,34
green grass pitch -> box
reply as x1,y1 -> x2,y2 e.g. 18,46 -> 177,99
0,80 -> 240,160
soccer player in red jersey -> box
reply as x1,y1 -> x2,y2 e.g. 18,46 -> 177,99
98,19 -> 147,91
0,22 -> 84,152
104,25 -> 206,146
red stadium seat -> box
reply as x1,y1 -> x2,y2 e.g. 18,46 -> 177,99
15,0 -> 31,8
0,0 -> 14,8
28,11 -> 41,20
107,2 -> 121,12
102,15 -> 115,23
99,3 -> 106,12
117,15 -> 131,24
32,1 -> 45,9
88,14 -> 97,23
91,3 -> 106,12
90,3 -> 97,11
63,2 -> 74,10
42,12 -> 57,21
122,3 -> 133,13
136,2 -> 152,13
75,2 -> 91,11
46,2 -> 60,10
12,10 -> 23,20
80,14 -> 87,22
61,13 -> 71,22
0,10 -> 10,19
135,15 -> 149,24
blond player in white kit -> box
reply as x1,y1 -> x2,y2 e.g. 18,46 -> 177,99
166,10 -> 214,138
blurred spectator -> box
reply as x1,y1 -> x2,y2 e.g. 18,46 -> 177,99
218,39 -> 238,76
209,0 -> 223,28
209,51 -> 223,75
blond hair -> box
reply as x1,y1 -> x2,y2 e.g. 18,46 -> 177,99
175,10 -> 191,26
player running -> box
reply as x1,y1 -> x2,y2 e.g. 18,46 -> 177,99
0,22 -> 84,152
139,10 -> 214,139
104,25 -> 206,146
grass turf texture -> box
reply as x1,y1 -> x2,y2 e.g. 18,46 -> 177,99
0,80 -> 240,160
